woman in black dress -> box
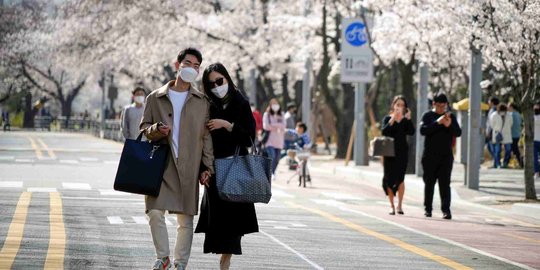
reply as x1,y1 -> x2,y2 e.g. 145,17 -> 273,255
195,63 -> 258,270
381,95 -> 415,215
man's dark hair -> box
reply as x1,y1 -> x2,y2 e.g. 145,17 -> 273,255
132,86 -> 146,95
177,47 -> 203,64
489,96 -> 500,106
296,122 -> 307,132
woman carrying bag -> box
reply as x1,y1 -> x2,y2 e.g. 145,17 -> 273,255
381,96 -> 415,215
195,63 -> 259,270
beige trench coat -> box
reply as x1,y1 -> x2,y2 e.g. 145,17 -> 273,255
140,81 -> 214,215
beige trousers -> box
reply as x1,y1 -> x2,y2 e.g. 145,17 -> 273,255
147,209 -> 194,268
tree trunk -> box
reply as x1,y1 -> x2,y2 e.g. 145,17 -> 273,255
398,58 -> 417,174
281,72 -> 290,106
335,83 -> 355,158
23,92 -> 34,128
521,94 -> 537,200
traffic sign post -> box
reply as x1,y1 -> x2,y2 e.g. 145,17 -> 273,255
341,17 -> 373,166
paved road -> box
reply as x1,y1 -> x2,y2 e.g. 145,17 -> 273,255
0,131 -> 538,269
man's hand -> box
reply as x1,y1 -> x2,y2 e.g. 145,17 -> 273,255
158,124 -> 170,136
199,170 -> 211,187
436,115 -> 446,125
207,119 -> 232,131
443,113 -> 452,127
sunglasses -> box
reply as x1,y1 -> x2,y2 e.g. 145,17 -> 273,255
209,77 -> 225,87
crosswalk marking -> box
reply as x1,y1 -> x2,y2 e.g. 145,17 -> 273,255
311,199 -> 346,207
271,188 -> 295,198
132,216 -> 148,224
99,189 -> 130,196
104,160 -> 118,165
62,183 -> 92,190
0,156 -> 15,161
27,187 -> 58,193
79,157 -> 99,162
0,181 -> 23,188
107,216 -> 124,224
15,159 -> 34,163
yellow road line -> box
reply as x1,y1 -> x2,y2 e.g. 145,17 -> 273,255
27,137 -> 43,159
44,192 -> 65,269
0,192 -> 32,269
37,138 -> 56,159
286,202 -> 472,270
502,233 -> 540,244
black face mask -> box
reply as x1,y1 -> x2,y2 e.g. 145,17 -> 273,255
535,109 -> 540,115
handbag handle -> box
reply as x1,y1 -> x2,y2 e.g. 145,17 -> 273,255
136,132 -> 144,141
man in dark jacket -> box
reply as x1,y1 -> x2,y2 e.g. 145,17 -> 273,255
420,93 -> 461,220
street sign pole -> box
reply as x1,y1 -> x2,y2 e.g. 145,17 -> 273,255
341,17 -> 373,166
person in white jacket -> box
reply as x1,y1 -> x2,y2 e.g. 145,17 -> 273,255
489,103 -> 513,168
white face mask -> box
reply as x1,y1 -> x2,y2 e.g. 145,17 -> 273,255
178,67 -> 198,83
211,84 -> 229,99
271,104 -> 280,112
134,96 -> 145,104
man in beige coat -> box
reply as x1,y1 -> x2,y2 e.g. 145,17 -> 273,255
140,48 -> 214,270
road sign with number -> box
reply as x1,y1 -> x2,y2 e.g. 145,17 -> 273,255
341,17 -> 374,83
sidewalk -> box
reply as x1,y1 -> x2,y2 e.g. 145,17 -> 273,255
304,154 -> 540,221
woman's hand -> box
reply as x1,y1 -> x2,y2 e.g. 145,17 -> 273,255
405,110 -> 411,120
199,170 -> 211,187
207,119 -> 232,131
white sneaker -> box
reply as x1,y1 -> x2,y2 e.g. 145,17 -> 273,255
152,257 -> 172,270
271,174 -> 276,181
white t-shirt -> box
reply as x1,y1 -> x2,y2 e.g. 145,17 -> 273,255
168,89 -> 189,158
534,114 -> 540,142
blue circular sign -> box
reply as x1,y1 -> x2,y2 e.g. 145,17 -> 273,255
345,22 -> 368,47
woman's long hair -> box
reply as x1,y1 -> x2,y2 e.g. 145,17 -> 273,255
389,95 -> 408,114
202,63 -> 238,106
265,98 -> 282,116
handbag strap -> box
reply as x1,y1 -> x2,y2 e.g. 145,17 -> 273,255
136,131 -> 144,141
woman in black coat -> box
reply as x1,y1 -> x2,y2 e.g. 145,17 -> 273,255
381,95 -> 415,215
195,63 -> 258,270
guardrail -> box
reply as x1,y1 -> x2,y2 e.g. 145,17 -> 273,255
34,116 -> 124,142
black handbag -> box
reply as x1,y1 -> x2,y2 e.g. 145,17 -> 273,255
215,144 -> 272,204
114,132 -> 169,196
369,136 -> 395,157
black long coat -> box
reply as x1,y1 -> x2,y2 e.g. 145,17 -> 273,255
195,90 -> 259,237
381,115 -> 415,195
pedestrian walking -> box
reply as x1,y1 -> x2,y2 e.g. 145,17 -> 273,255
140,48 -> 214,270
263,98 -> 286,180
485,97 -> 500,159
489,104 -> 513,168
1,109 -> 10,132
381,96 -> 415,215
194,63 -> 259,270
534,101 -> 540,178
284,102 -> 297,129
120,86 -> 146,140
420,93 -> 461,220
508,102 -> 524,168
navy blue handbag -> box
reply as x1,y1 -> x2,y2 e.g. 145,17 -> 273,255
215,145 -> 272,204
114,132 -> 169,196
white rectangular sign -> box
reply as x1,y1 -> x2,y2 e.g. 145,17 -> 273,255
341,17 -> 374,83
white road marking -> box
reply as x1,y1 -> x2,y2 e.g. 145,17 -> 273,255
62,183 -> 91,190
107,216 -> 124,224
104,161 -> 119,165
0,156 -> 15,161
0,181 -> 23,188
132,216 -> 148,224
79,157 -> 99,162
27,187 -> 57,192
271,188 -> 295,198
260,230 -> 324,270
321,192 -> 365,201
62,196 -> 140,202
15,159 -> 34,163
99,189 -> 131,196
291,223 -> 307,227
59,160 -> 79,164
311,199 -> 346,207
